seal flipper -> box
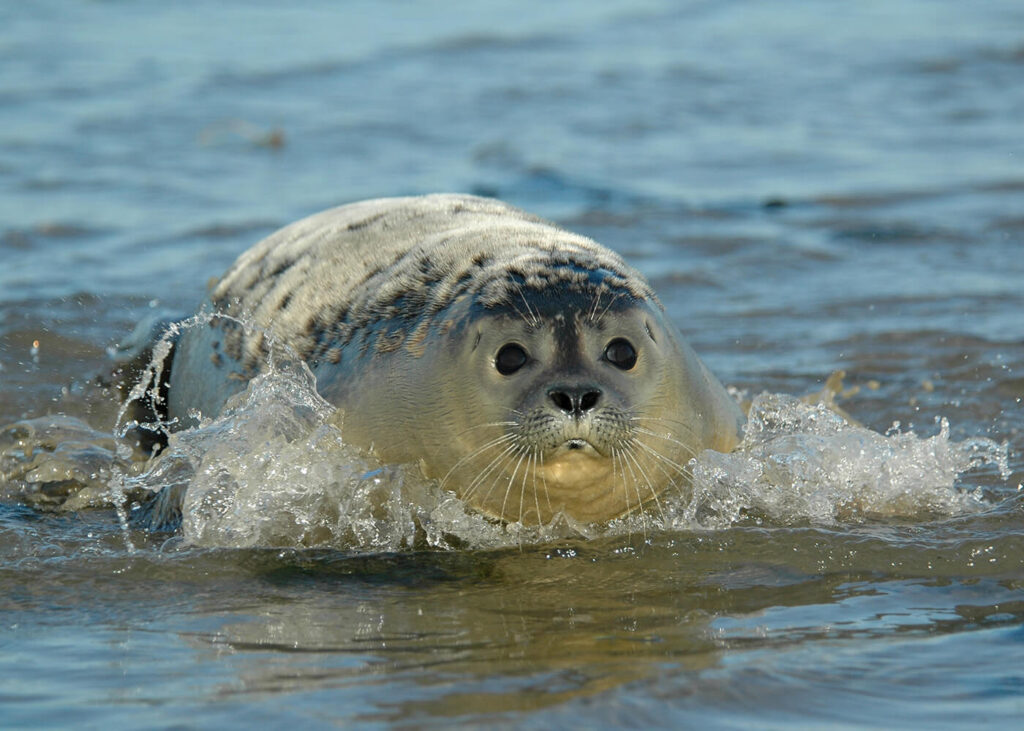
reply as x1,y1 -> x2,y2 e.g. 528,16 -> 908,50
110,312 -> 184,455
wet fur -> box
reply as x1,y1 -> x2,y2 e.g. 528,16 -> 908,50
158,194 -> 745,525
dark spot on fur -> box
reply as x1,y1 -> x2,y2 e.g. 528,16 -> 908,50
346,211 -> 388,232
376,328 -> 405,353
267,258 -> 296,278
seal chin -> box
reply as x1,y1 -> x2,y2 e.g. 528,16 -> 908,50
537,449 -> 614,492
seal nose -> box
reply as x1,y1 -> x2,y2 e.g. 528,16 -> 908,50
548,386 -> 602,417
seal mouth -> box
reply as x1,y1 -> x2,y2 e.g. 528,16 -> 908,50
552,438 -> 606,458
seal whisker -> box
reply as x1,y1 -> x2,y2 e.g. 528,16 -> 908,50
616,442 -> 649,540
524,289 -> 542,330
633,437 -> 694,477
473,448 -> 522,518
631,438 -> 695,504
529,448 -> 543,527
517,447 -> 531,527
618,444 -> 659,528
450,421 -> 518,442
512,280 -> 541,330
537,449 -> 552,515
439,433 -> 517,492
621,441 -> 668,525
498,446 -> 531,529
460,442 -> 521,503
629,436 -> 687,491
630,425 -> 699,462
594,290 -> 626,326
611,446 -> 634,542
629,416 -> 701,444
587,290 -> 604,325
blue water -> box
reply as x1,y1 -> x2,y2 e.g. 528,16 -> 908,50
2,1 -> 1023,727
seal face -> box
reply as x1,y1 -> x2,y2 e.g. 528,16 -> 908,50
160,194 -> 744,525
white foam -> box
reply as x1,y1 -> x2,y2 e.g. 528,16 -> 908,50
120,356 -> 1009,549
10,311 -> 1005,550
680,392 -> 1010,529
121,356 -> 515,550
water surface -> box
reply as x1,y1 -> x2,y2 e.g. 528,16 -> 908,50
2,1 -> 1023,727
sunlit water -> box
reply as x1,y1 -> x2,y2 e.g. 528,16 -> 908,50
2,0 -> 1023,727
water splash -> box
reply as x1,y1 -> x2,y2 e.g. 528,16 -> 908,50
125,353 -> 598,550
120,360 -> 1009,549
678,392 -> 1010,530
0,415 -> 137,509
1,314 -> 1011,551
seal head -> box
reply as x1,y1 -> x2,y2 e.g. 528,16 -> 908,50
162,194 -> 744,525
341,274 -> 742,525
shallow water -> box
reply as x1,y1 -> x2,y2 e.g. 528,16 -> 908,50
2,0 -> 1024,727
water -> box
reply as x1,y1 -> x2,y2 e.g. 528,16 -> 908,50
2,0 -> 1023,727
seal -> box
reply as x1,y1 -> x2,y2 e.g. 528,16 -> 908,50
151,194 -> 744,525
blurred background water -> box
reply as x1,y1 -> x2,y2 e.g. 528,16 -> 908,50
2,0 -> 1023,727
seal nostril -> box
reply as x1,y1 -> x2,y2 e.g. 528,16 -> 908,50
549,387 -> 602,415
549,390 -> 573,413
580,390 -> 601,412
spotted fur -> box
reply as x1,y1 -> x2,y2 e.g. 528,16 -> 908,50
207,194 -> 656,371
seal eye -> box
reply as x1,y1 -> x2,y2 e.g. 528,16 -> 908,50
495,343 -> 528,375
604,338 -> 637,370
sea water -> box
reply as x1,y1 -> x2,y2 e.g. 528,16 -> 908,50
2,1 -> 1023,727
